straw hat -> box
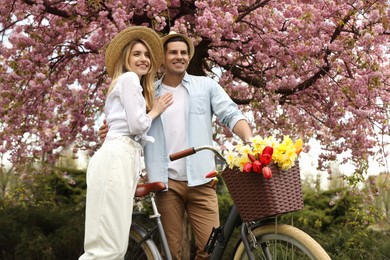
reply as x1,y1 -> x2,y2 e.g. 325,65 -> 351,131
161,32 -> 195,60
105,26 -> 163,78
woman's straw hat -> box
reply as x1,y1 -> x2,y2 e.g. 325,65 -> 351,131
161,32 -> 195,60
105,26 -> 163,78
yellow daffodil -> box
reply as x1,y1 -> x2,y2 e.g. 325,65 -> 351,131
225,150 -> 236,169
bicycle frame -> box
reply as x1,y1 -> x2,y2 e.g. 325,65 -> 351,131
148,192 -> 172,260
208,205 -> 256,260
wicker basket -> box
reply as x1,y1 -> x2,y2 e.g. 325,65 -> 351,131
222,163 -> 303,222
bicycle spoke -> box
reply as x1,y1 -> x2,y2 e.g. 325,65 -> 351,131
233,224 -> 330,260
256,236 -> 314,259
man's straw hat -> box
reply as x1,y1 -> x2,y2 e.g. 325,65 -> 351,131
161,32 -> 195,60
105,26 -> 163,78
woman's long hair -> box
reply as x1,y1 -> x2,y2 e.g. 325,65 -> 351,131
107,39 -> 157,111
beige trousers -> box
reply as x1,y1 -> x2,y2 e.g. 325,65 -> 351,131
156,179 -> 220,260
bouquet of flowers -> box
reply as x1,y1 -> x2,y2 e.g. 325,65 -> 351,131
224,135 -> 303,179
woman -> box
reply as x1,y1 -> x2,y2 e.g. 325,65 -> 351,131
79,26 -> 173,259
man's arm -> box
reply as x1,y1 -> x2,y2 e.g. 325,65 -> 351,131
232,119 -> 253,143
98,119 -> 108,142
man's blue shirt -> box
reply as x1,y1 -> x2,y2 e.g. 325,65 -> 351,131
144,72 -> 247,187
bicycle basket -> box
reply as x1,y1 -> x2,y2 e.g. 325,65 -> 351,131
222,163 -> 303,222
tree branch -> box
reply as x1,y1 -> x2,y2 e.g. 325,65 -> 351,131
236,0 -> 271,22
21,0 -> 71,18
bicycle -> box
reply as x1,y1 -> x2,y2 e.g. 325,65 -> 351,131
126,145 -> 331,260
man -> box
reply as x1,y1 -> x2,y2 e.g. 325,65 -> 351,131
100,32 -> 253,259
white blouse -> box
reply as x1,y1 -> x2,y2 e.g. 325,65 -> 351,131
105,72 -> 154,145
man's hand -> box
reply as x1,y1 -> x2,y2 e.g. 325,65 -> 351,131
98,119 -> 108,142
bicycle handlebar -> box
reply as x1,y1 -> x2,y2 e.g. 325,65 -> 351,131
169,147 -> 196,161
169,145 -> 227,164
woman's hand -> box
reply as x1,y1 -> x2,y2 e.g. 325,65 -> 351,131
148,93 -> 173,120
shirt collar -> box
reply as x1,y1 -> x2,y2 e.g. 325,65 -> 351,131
156,72 -> 190,89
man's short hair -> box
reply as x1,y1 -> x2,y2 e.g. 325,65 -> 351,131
161,33 -> 195,60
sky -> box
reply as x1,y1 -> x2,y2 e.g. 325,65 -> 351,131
298,138 -> 389,190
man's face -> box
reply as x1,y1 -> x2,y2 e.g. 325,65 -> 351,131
164,41 -> 190,75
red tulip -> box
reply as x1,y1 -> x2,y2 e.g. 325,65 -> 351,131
243,162 -> 253,173
248,153 -> 256,162
260,154 -> 272,165
205,170 -> 218,178
252,160 -> 262,173
262,166 -> 272,179
262,146 -> 274,156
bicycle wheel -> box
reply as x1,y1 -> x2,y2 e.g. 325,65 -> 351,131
125,224 -> 162,260
232,223 -> 330,260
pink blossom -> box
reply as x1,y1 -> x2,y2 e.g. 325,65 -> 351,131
0,0 -> 388,179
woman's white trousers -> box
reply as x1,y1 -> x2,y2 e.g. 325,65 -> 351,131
79,136 -> 142,260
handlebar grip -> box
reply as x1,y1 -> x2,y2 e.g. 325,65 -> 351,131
169,147 -> 196,161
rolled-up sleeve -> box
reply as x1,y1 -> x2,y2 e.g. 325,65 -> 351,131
119,72 -> 152,135
209,79 -> 247,129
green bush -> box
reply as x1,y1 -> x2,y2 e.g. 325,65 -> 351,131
281,187 -> 390,259
0,205 -> 84,260
1,165 -> 389,259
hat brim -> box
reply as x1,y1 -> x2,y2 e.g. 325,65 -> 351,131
161,33 -> 195,60
105,26 -> 163,78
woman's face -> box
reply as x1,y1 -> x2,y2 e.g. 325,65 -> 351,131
128,42 -> 151,79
